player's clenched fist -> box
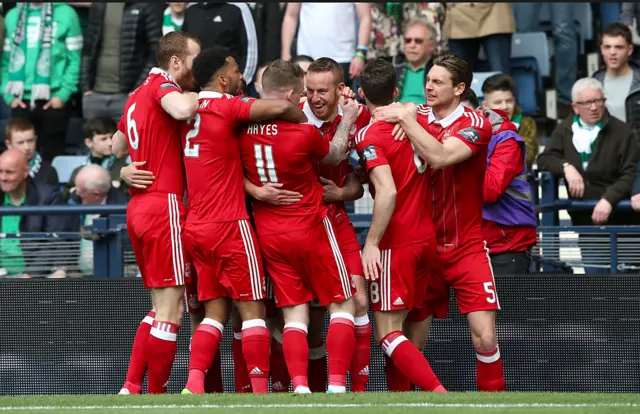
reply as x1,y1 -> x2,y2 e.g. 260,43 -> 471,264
362,243 -> 382,281
341,97 -> 359,124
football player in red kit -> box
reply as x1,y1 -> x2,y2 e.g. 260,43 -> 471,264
374,52 -> 506,392
111,31 -> 201,395
355,58 -> 445,393
240,59 -> 360,394
179,46 -> 308,395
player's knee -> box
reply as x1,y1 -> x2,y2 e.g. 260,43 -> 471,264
472,330 -> 497,352
353,289 -> 369,316
327,296 -> 356,316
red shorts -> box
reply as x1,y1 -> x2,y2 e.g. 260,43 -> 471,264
127,193 -> 188,289
259,216 -> 355,308
332,215 -> 364,278
422,242 -> 501,319
369,240 -> 437,313
182,219 -> 265,303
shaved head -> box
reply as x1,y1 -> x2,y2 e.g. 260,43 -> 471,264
76,165 -> 111,194
0,149 -> 29,194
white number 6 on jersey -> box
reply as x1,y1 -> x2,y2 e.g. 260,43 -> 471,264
126,103 -> 139,150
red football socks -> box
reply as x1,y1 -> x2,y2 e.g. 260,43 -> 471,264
308,343 -> 327,392
380,331 -> 445,392
384,354 -> 412,392
282,322 -> 309,390
326,313 -> 356,391
146,319 -> 179,394
350,315 -> 371,392
232,328 -> 251,393
270,330 -> 291,392
122,310 -> 155,393
204,350 -> 223,393
185,318 -> 224,394
476,346 -> 506,392
242,320 -> 271,394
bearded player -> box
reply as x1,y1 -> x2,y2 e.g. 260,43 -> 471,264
111,31 -> 201,394
179,46 -> 308,395
240,59 -> 359,394
374,52 -> 506,392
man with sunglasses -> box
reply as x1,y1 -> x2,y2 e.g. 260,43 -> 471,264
394,18 -> 437,105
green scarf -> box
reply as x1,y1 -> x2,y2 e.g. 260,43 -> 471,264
511,112 -> 523,129
571,114 -> 603,170
28,152 -> 42,178
85,154 -> 116,170
162,7 -> 184,35
6,3 -> 53,109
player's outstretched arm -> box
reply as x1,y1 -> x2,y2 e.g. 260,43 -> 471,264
248,99 -> 308,124
375,105 -> 472,169
362,165 -> 396,281
112,130 -> 129,159
160,91 -> 199,120
321,98 -> 359,165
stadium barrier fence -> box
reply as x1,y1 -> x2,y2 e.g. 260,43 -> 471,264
1,276 -> 638,395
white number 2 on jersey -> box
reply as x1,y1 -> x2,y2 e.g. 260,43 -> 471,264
126,103 -> 140,150
184,114 -> 201,158
254,144 -> 278,183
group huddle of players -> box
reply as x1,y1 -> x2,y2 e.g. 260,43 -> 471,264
110,30 -> 507,395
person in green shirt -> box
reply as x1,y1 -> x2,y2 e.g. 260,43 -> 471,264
395,18 -> 436,105
163,3 -> 186,35
1,2 -> 83,162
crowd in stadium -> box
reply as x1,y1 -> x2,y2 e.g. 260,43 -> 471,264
0,0 -> 638,395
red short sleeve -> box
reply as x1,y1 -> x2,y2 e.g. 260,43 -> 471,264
305,126 -> 330,160
229,95 -> 256,122
355,131 -> 389,172
452,111 -> 492,155
117,116 -> 126,134
154,81 -> 181,104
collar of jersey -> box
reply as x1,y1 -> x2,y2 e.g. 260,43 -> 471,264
428,103 -> 465,128
302,100 -> 344,128
199,91 -> 232,99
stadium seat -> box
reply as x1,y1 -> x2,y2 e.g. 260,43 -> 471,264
511,65 -> 538,116
52,155 -> 86,184
538,3 -> 591,55
471,71 -> 501,99
511,32 -> 550,79
510,32 -> 551,116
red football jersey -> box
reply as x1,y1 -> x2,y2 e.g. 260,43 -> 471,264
418,104 -> 493,253
181,91 -> 256,224
355,120 -> 435,249
239,120 -> 330,236
118,68 -> 185,196
301,100 -> 371,221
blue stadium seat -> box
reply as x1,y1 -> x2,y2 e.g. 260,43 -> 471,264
471,71 -> 501,99
510,32 -> 551,116
511,32 -> 550,79
511,64 -> 538,116
52,155 -> 86,184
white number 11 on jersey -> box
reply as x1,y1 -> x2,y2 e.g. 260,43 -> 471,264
254,144 -> 278,184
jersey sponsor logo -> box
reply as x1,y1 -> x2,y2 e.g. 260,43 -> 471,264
458,127 -> 480,143
360,145 -> 377,161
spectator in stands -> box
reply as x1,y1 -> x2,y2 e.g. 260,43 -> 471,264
4,118 -> 58,187
293,55 -> 314,99
512,3 -> 578,119
250,2 -> 284,66
162,3 -> 186,35
1,3 -> 83,162
537,78 -> 638,227
81,2 -> 163,121
182,2 -> 258,84
482,74 -> 539,169
395,18 -> 436,105
593,24 -> 640,143
281,3 -> 372,88
0,149 -> 70,278
621,3 -> 640,36
62,117 -> 128,202
368,3 -> 445,61
444,3 -> 515,74
462,89 -> 480,109
482,108 -> 538,274
69,165 -> 128,276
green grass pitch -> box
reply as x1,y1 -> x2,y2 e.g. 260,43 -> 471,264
1,392 -> 639,414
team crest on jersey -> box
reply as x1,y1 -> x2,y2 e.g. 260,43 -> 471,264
361,145 -> 377,161
458,127 -> 480,143
188,294 -> 200,311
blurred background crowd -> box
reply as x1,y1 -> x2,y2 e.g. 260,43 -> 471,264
0,1 -> 638,279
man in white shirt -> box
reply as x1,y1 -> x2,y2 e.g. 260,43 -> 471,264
281,3 -> 371,88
